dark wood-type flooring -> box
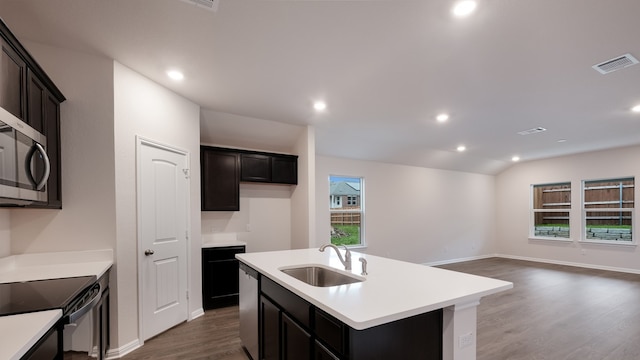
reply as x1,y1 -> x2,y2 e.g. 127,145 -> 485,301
66,257 -> 640,359
439,258 -> 640,360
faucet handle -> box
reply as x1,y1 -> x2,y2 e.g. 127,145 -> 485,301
342,245 -> 351,259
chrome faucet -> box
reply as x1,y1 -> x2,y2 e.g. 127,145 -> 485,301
319,244 -> 352,270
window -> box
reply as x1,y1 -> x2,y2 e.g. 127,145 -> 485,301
531,182 -> 571,239
329,175 -> 364,246
582,177 -> 634,243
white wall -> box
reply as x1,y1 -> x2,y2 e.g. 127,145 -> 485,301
496,145 -> 640,272
9,41 -> 117,255
113,62 -> 202,349
315,156 -> 497,264
291,126 -> 315,249
201,183 -> 293,253
0,210 -> 10,257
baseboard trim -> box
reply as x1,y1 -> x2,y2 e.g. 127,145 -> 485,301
423,254 -> 498,267
190,307 -> 205,321
495,253 -> 640,275
425,252 -> 640,275
106,338 -> 142,359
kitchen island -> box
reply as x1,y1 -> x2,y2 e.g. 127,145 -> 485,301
237,248 -> 512,360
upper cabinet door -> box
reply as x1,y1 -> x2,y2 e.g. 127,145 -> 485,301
201,147 -> 240,211
271,155 -> 297,184
26,69 -> 46,133
240,153 -> 271,182
0,39 -> 26,120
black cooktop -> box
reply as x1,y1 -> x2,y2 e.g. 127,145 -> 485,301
0,276 -> 95,316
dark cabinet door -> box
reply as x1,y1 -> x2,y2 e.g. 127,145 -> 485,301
202,259 -> 238,308
314,341 -> 339,360
201,147 -> 239,211
0,38 -> 26,120
271,155 -> 297,184
202,246 -> 244,309
26,69 -> 45,133
282,312 -> 312,360
260,295 -> 281,360
42,90 -> 62,208
241,153 -> 271,182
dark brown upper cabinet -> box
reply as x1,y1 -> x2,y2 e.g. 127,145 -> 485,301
271,154 -> 298,184
201,147 -> 240,211
240,152 -> 298,184
240,153 -> 271,182
0,38 -> 26,120
0,19 -> 65,209
201,146 -> 298,211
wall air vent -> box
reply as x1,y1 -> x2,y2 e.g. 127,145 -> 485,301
180,0 -> 219,12
517,127 -> 547,136
592,53 -> 639,75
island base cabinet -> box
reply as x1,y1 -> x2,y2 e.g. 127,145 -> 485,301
346,310 -> 442,360
260,296 -> 313,360
258,275 -> 442,360
314,341 -> 339,360
260,295 -> 280,360
282,313 -> 311,360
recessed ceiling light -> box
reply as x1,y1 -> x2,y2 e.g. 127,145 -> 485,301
457,145 -> 466,152
632,104 -> 640,113
452,0 -> 477,17
167,70 -> 184,81
512,156 -> 520,162
436,113 -> 449,122
313,101 -> 327,112
557,139 -> 567,143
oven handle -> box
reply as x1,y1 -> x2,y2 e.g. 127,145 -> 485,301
67,283 -> 102,324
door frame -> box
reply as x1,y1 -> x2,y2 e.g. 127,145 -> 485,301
135,135 -> 192,345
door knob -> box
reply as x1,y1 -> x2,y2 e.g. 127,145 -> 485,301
144,249 -> 155,256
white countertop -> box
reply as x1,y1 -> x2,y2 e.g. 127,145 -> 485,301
0,250 -> 113,359
237,248 -> 513,330
0,249 -> 113,283
0,310 -> 62,360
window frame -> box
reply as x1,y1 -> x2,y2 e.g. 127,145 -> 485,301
329,175 -> 365,248
580,177 -> 635,245
529,182 -> 572,241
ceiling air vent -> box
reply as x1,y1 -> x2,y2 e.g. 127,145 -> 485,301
592,53 -> 639,75
180,0 -> 219,12
517,127 -> 547,136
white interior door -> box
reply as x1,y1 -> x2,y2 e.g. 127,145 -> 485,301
138,139 -> 189,340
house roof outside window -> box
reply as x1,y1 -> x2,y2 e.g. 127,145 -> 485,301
330,182 -> 360,197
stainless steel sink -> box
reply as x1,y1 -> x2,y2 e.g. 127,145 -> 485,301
280,266 -> 363,287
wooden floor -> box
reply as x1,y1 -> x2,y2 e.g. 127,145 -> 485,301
66,258 -> 640,359
439,258 -> 640,360
64,307 -> 249,360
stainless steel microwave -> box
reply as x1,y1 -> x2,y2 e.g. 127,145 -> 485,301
0,106 -> 50,205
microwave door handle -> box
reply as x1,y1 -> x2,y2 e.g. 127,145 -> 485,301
26,143 -> 51,191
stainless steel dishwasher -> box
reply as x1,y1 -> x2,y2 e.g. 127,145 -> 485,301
239,261 -> 258,360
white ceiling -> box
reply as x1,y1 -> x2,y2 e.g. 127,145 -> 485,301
1,0 -> 639,174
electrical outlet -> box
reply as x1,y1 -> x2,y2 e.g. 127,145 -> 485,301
459,332 -> 474,348
246,224 -> 251,232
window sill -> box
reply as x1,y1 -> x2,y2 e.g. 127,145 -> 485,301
579,239 -> 637,247
529,236 -> 572,243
